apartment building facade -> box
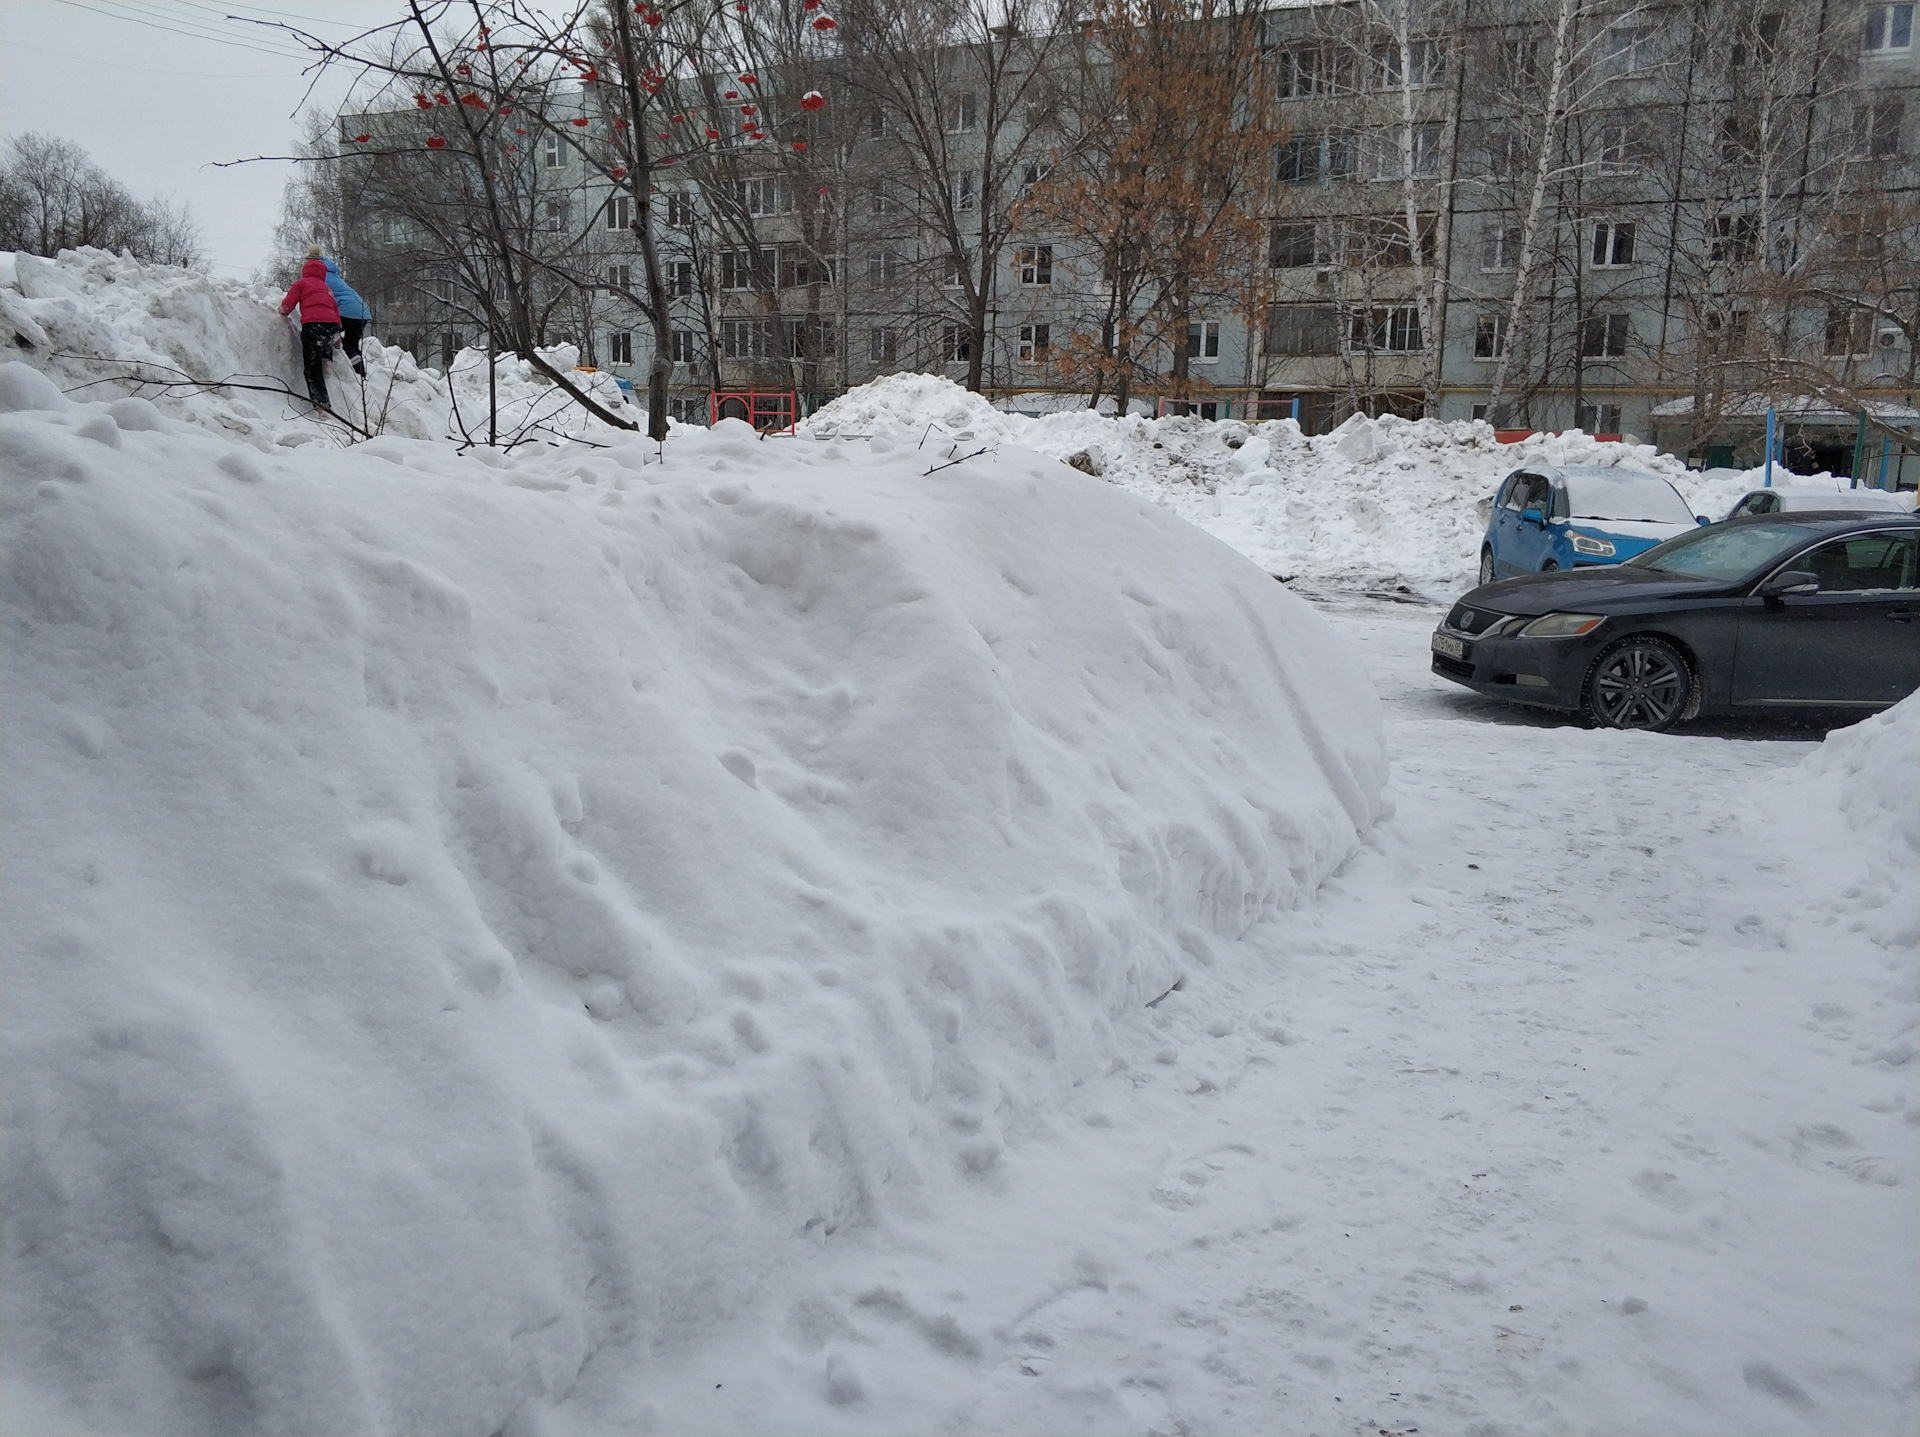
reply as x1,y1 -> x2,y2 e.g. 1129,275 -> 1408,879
347,0 -> 1918,472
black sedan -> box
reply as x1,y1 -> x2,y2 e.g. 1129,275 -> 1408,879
1430,513 -> 1919,730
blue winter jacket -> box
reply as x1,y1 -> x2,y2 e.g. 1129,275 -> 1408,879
322,258 -> 371,321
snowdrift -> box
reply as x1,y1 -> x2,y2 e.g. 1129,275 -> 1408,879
805,375 -> 1774,596
0,362 -> 1385,1432
0,247 -> 637,450
1758,692 -> 1920,954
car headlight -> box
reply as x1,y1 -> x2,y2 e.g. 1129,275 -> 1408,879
1569,532 -> 1617,557
1518,612 -> 1605,638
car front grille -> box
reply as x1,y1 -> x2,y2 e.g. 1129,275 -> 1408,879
1445,604 -> 1509,635
1431,653 -> 1475,680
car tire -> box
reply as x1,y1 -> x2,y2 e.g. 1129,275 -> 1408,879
1479,548 -> 1496,585
1540,559 -> 1559,572
1582,636 -> 1695,733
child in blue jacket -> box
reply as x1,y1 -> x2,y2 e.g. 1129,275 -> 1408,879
322,257 -> 371,377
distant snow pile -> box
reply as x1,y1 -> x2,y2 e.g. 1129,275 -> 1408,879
0,365 -> 1385,1432
0,247 -> 639,448
806,374 -> 1769,596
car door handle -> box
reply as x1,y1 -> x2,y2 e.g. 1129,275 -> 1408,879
1891,609 -> 1915,623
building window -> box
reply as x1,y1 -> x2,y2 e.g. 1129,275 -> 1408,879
1576,402 -> 1622,434
1591,221 -> 1636,267
1270,221 -> 1317,267
942,323 -> 971,363
1017,245 -> 1053,285
870,181 -> 893,214
1356,214 -> 1437,267
1018,161 -> 1052,199
1501,35 -> 1539,82
720,248 -> 765,289
1276,130 -> 1353,184
1486,131 -> 1521,177
866,249 -> 899,286
867,108 -> 886,139
946,91 -> 976,132
779,246 -> 831,288
607,331 -> 633,365
953,170 -> 977,210
1366,124 -> 1443,180
1703,309 -> 1751,348
544,197 -> 570,232
1473,313 -> 1508,359
869,326 -> 897,363
1276,44 -> 1342,98
1481,222 -> 1520,271
1863,3 -> 1914,51
606,195 -> 632,231
738,177 -> 791,217
1373,37 -> 1443,89
943,252 -> 967,288
670,260 -> 695,296
1188,320 -> 1221,361
1826,308 -> 1875,357
1709,214 -> 1758,263
1580,313 -> 1630,358
441,331 -> 459,366
671,328 -> 697,363
543,134 -> 565,168
669,396 -> 707,425
607,263 -> 632,290
1597,122 -> 1640,171
666,193 -> 695,228
1018,323 -> 1050,362
1350,305 -> 1423,352
1858,101 -> 1905,157
1597,25 -> 1650,77
1265,304 -> 1341,355
721,318 -> 775,359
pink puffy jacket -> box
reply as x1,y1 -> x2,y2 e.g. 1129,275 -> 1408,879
280,258 -> 342,325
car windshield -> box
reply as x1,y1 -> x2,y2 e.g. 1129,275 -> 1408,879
1626,520 -> 1822,580
1561,473 -> 1696,524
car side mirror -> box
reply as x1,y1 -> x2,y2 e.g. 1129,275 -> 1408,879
1758,569 -> 1818,597
1696,515 -> 1711,525
1521,507 -> 1544,526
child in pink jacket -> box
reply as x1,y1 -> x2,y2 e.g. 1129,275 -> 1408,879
281,246 -> 343,410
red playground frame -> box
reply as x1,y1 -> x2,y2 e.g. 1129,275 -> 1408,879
710,390 -> 798,434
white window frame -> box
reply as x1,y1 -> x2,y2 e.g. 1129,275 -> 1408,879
1591,220 -> 1636,268
946,91 -> 977,132
1373,37 -> 1443,89
1863,3 -> 1914,52
542,134 -> 565,168
942,323 -> 971,363
670,328 -> 697,364
1350,305 -> 1423,352
606,195 -> 632,232
607,263 -> 632,290
1481,222 -> 1519,272
607,330 -> 633,365
665,193 -> 695,228
1472,312 -> 1508,360
953,170 -> 977,211
1017,244 -> 1053,285
1187,320 -> 1221,362
1018,161 -> 1052,199
1598,24 -> 1650,78
1580,312 -> 1630,359
869,326 -> 897,363
1017,322 -> 1050,363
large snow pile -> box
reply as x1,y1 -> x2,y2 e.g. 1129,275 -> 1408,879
0,247 -> 637,450
1757,693 -> 1920,954
806,375 -> 1774,596
0,360 -> 1385,1432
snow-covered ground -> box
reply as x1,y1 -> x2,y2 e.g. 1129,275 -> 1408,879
2,250 -> 1915,1436
586,608 -> 1920,1437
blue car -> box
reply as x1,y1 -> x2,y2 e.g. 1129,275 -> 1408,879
1480,465 -> 1707,586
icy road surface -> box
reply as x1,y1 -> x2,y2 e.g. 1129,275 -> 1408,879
592,595 -> 1919,1437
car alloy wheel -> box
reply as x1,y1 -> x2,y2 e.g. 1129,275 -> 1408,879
1583,636 -> 1691,732
1479,548 -> 1495,585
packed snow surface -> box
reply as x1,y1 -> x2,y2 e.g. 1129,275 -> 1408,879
0,357 -> 1383,1432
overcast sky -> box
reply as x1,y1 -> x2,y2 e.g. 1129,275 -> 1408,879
0,0 -> 408,280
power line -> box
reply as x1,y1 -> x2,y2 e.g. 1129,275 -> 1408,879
83,0 -> 311,52
49,0 -> 308,58
3,37 -> 289,78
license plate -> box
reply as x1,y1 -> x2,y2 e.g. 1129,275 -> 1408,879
1431,632 -> 1467,661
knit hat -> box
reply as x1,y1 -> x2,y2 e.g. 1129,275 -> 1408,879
306,244 -> 323,259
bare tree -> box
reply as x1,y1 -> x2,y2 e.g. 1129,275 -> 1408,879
0,132 -> 203,267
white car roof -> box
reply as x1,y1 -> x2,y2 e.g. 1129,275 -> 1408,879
1740,487 -> 1911,511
